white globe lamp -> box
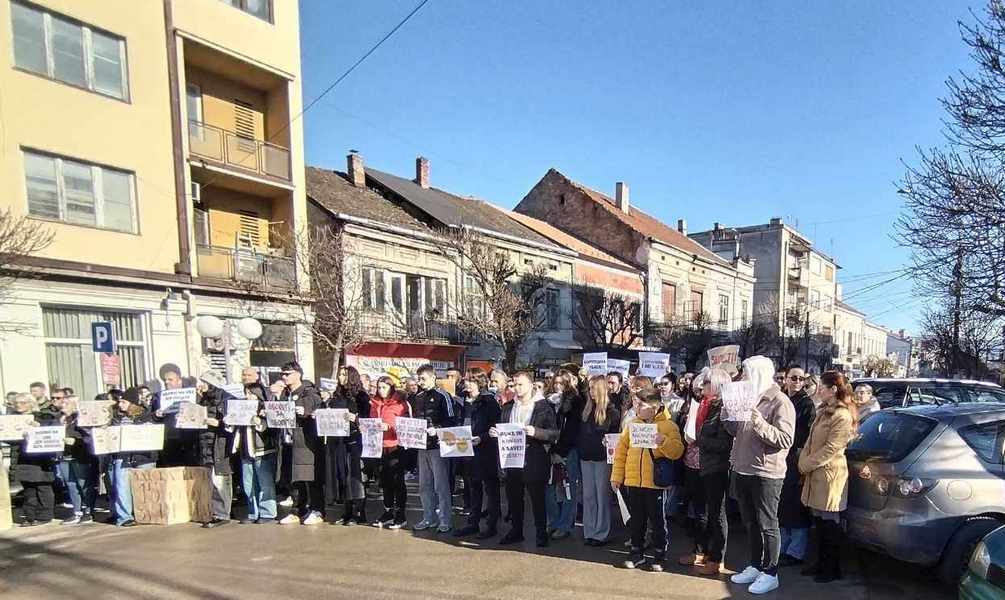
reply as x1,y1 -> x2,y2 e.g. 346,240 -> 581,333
237,317 -> 263,340
195,315 -> 224,338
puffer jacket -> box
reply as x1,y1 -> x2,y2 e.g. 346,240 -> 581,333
370,393 -> 411,449
697,401 -> 733,476
611,411 -> 685,489
799,405 -> 855,512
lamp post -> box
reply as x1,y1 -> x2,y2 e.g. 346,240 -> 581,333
195,315 -> 263,384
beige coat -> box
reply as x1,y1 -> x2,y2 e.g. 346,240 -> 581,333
798,406 -> 855,512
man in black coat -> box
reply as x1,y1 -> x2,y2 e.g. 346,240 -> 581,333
197,370 -> 235,529
778,366 -> 816,566
276,361 -> 323,526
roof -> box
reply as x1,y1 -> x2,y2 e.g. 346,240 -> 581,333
505,210 -> 638,271
305,167 -> 431,233
550,169 -> 729,266
834,299 -> 866,316
691,221 -> 841,267
894,402 -> 1005,420
366,168 -> 562,249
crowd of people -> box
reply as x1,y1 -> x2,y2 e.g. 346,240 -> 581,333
2,356 -> 881,595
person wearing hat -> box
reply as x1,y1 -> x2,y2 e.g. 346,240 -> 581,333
108,386 -> 159,527
197,370 -> 236,529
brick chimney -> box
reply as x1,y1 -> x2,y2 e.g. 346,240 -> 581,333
615,182 -> 629,214
347,152 -> 365,187
415,156 -> 430,189
677,219 -> 687,235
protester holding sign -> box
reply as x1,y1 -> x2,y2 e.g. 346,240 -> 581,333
59,398 -> 98,525
607,371 -> 630,414
195,371 -> 235,529
547,369 -> 585,542
577,375 -> 621,547
276,361 -> 323,526
370,376 -> 412,529
235,368 -> 278,525
412,364 -> 458,533
10,393 -> 59,526
323,366 -> 369,526
107,387 -> 159,527
453,374 -> 501,539
153,369 -> 198,467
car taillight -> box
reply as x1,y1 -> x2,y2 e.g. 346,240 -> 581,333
874,477 -> 890,495
971,541 -> 991,579
872,476 -> 936,497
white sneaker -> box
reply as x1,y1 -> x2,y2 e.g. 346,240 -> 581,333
302,511 -> 323,526
730,566 -> 761,585
278,514 -> 300,525
412,519 -> 434,531
748,573 -> 779,595
278,497 -> 294,507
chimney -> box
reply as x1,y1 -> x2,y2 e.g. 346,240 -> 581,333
713,222 -> 721,231
415,156 -> 430,189
615,182 -> 629,213
677,218 -> 687,235
899,328 -> 905,338
769,217 -> 783,226
347,152 -> 365,188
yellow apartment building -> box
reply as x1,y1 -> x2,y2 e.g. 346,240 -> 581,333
0,0 -> 313,397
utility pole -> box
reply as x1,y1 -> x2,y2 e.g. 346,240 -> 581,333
804,309 -> 811,371
951,249 -> 963,378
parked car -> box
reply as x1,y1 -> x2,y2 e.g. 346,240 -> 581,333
852,378 -> 1005,408
962,525 -> 1005,600
846,403 -> 1005,584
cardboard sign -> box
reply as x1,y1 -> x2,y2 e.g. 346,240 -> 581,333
637,352 -> 670,378
604,433 -> 621,465
358,418 -> 384,458
220,384 -> 246,400
264,401 -> 296,429
25,425 -> 65,454
77,400 -> 114,427
90,426 -> 122,455
607,358 -> 631,380
319,378 -> 337,391
314,408 -> 350,437
395,416 -> 428,450
721,381 -> 758,422
120,424 -> 165,452
707,344 -> 740,372
224,400 -> 258,426
629,422 -> 658,449
0,414 -> 34,441
175,403 -> 208,429
159,388 -> 196,413
437,426 -> 474,458
100,352 -> 121,385
583,352 -> 608,376
496,422 -> 526,469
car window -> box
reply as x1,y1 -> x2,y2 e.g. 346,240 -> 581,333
968,388 -> 1005,403
871,384 -> 907,409
959,422 -> 1005,464
908,385 -> 967,406
847,411 -> 938,462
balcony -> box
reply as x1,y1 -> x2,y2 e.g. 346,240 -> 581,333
356,310 -> 479,346
188,121 -> 291,183
196,244 -> 296,289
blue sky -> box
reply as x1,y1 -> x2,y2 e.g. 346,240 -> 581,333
299,1 -> 977,335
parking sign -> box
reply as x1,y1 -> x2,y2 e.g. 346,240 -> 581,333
91,321 -> 116,353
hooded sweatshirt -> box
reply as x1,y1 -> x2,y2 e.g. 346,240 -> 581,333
727,356 -> 795,479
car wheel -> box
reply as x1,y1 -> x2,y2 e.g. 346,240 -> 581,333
938,516 -> 1003,585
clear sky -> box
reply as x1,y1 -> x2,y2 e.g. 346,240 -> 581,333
299,0 -> 977,335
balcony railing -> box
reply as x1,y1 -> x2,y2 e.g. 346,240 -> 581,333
188,121 -> 291,182
355,310 -> 480,346
196,244 -> 296,289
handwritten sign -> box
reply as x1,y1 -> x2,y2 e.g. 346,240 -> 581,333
221,384 -> 246,400
638,352 -> 670,378
395,416 -> 428,450
604,433 -> 621,465
159,388 -> 196,412
224,400 -> 258,426
100,353 -> 121,385
176,403 -> 208,429
264,401 -> 295,429
120,424 -> 165,452
721,381 -> 758,422
707,344 -> 740,372
359,418 -> 384,458
684,399 -> 700,442
0,414 -> 34,441
319,378 -> 337,391
90,426 -> 122,455
437,426 -> 474,458
496,423 -> 526,469
629,422 -> 658,449
25,425 -> 65,454
315,408 -> 350,437
607,359 -> 631,380
583,352 -> 608,376
77,400 -> 114,427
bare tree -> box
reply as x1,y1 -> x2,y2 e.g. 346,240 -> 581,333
572,284 -> 642,351
649,311 -> 718,371
863,355 -> 897,377
922,300 -> 1003,378
732,317 -> 775,359
0,209 -> 53,332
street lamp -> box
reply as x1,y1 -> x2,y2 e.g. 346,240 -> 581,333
195,315 -> 263,384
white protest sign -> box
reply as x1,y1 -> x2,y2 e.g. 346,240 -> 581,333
721,381 -> 758,422
607,358 -> 631,380
496,422 -> 526,469
25,425 -> 65,454
319,378 -> 337,391
583,352 -> 608,376
707,344 -> 740,372
637,352 -> 670,378
629,422 -> 658,449
77,400 -> 114,427
119,424 -> 164,452
221,384 -> 246,400
90,426 -> 122,455
684,399 -> 700,443
315,408 -> 350,437
616,488 -> 631,525
264,401 -> 296,429
224,400 -> 258,426
604,433 -> 621,465
358,418 -> 384,458
175,403 -> 208,429
0,414 -> 34,441
159,388 -> 196,412
437,426 -> 474,458
395,416 -> 428,450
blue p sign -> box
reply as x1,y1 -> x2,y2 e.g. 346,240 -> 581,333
91,321 -> 116,353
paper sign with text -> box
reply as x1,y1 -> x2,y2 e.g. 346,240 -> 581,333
77,400 -> 114,427
721,381 -> 758,422
25,425 -> 65,454
358,418 -> 384,458
583,352 -> 608,375
224,400 -> 258,426
221,384 -> 246,400
264,401 -> 296,429
496,422 -> 526,469
0,414 -> 34,441
159,388 -> 196,412
607,359 -> 631,380
629,422 -> 658,449
120,424 -> 164,452
637,352 -> 670,378
319,378 -> 337,391
604,433 -> 621,465
395,416 -> 428,450
315,408 -> 350,437
437,426 -> 474,458
684,399 -> 700,442
90,426 -> 122,455
175,403 -> 208,429
707,344 -> 740,372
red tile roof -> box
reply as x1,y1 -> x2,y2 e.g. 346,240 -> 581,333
505,210 -> 639,272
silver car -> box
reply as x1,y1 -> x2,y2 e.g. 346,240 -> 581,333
846,403 -> 1005,584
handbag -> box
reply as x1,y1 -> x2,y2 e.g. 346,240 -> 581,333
647,448 -> 675,488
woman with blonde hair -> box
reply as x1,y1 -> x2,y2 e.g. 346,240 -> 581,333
576,375 -> 621,545
798,370 -> 858,583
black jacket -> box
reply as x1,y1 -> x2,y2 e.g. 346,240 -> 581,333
576,403 -> 621,462
326,387 -> 371,441
499,399 -> 558,482
110,406 -> 160,467
198,387 -> 234,476
553,390 -> 587,458
413,386 -> 457,448
278,380 -> 322,482
467,391 -> 501,480
63,416 -> 95,463
696,401 -> 733,476
12,410 -> 61,483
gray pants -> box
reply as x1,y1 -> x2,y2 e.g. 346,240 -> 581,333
580,460 -> 612,541
417,449 -> 452,527
731,472 -> 783,575
211,467 -> 233,521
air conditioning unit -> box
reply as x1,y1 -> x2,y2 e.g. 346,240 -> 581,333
190,181 -> 201,204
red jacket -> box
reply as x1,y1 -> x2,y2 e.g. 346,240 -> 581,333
370,393 -> 411,449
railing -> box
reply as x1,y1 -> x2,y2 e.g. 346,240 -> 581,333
355,310 -> 481,346
196,244 -> 296,289
188,121 -> 291,182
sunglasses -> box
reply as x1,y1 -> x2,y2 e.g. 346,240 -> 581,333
280,371 -> 295,377
788,376 -> 805,382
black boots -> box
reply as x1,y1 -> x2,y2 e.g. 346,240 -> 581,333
811,519 -> 843,583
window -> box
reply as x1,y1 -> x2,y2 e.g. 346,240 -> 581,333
544,288 -> 560,330
423,277 -> 446,315
10,2 -> 128,100
825,265 -> 835,282
847,412 -> 937,463
186,84 -> 203,137
690,290 -> 703,321
810,255 -> 822,275
810,289 -> 821,308
463,275 -> 486,319
361,267 -> 385,313
741,299 -> 749,327
224,0 -> 272,22
718,294 -> 729,326
42,307 -> 147,401
23,150 -> 137,233
959,422 -> 1005,464
661,282 -> 676,320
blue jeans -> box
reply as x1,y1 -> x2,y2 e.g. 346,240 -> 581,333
545,448 -> 581,533
59,460 -> 98,516
780,527 -> 810,560
110,459 -> 155,525
417,449 -> 452,527
241,454 -> 277,520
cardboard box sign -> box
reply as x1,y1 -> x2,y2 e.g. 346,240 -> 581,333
129,467 -> 213,525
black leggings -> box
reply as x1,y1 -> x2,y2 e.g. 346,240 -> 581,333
699,471 -> 730,562
380,449 -> 407,514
